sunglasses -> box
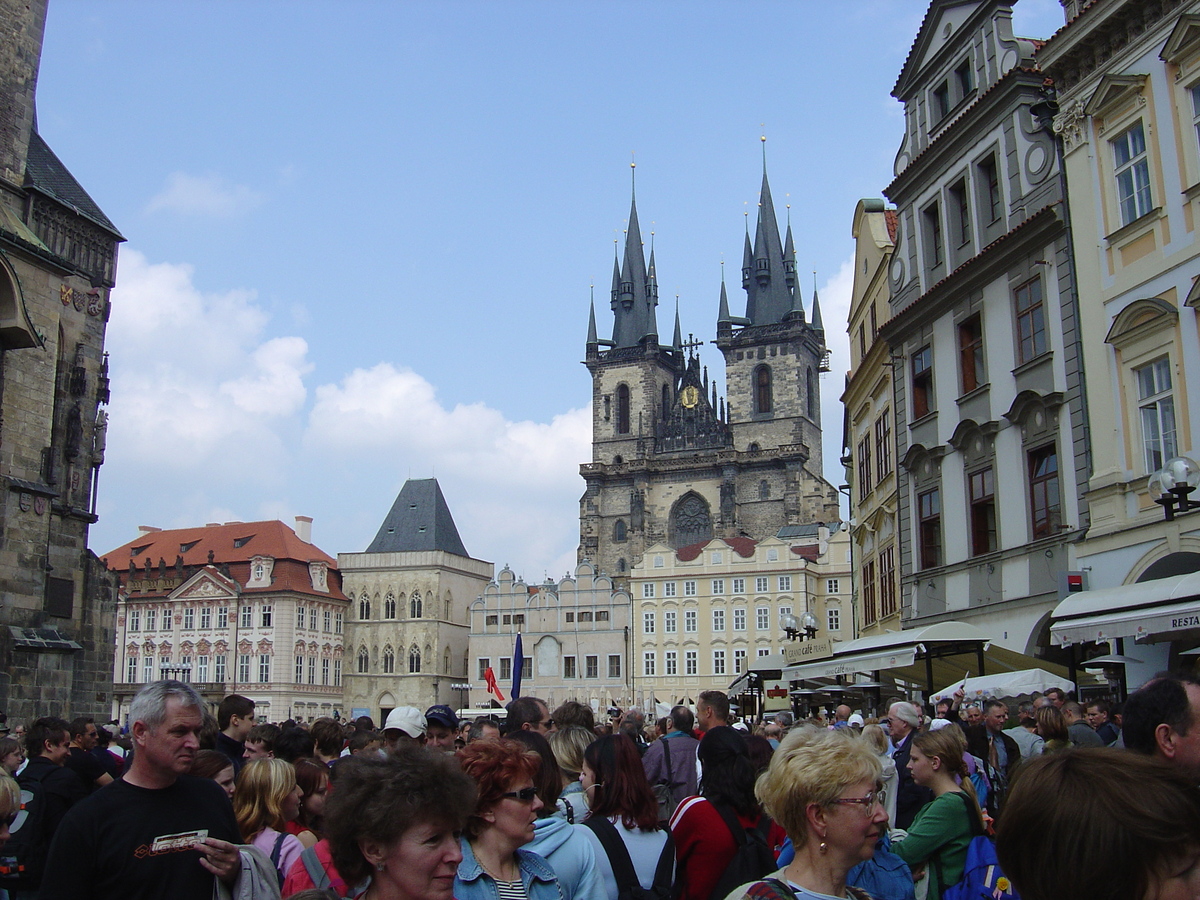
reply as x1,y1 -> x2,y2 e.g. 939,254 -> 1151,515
501,787 -> 538,803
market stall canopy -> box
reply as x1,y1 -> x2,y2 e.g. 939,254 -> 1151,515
781,621 -> 1081,694
1050,571 -> 1200,646
929,668 -> 1076,703
728,653 -> 791,711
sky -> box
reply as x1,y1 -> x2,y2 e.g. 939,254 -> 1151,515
34,0 -> 1069,583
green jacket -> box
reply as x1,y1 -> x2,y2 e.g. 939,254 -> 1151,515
893,790 -> 977,898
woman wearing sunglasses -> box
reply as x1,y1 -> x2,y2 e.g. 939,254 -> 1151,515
456,739 -> 561,900
731,727 -> 886,900
893,727 -> 987,898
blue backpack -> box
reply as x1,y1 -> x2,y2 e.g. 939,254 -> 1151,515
939,794 -> 1018,900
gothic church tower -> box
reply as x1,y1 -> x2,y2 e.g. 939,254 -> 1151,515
580,165 -> 839,579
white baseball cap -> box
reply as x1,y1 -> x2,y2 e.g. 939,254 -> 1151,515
382,706 -> 427,738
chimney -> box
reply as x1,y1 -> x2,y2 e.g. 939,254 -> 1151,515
295,516 -> 313,544
137,525 -> 162,535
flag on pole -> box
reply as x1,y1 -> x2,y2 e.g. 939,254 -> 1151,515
484,666 -> 505,703
512,633 -> 524,700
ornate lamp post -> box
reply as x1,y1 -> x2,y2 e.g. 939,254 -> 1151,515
1148,456 -> 1200,521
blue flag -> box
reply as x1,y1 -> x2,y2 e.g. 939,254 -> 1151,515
512,632 -> 524,700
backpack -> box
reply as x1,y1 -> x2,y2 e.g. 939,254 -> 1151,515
846,833 -> 915,900
938,793 -> 1019,900
583,815 -> 675,900
0,762 -> 53,886
707,804 -> 777,900
651,738 -> 679,823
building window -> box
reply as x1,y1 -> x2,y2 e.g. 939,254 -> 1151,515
875,411 -> 892,481
978,154 -> 1001,223
950,179 -> 971,248
323,610 -> 331,632
911,345 -> 933,418
310,608 -> 318,630
196,655 -> 209,682
756,575 -> 770,593
143,656 -> 153,682
759,480 -> 770,501
129,610 -> 140,632
487,614 -> 499,626
756,607 -> 769,631
608,655 -> 621,678
409,647 -> 421,673
685,650 -> 698,675
923,201 -> 943,269
162,610 -> 172,631
1114,122 -> 1152,225
1191,83 -> 1200,152
880,546 -> 897,618
733,608 -> 746,631
576,611 -> 591,623
711,551 -> 722,564
969,467 -> 998,555
296,606 -> 306,630
240,606 -> 252,628
261,605 -> 272,628
862,559 -> 877,626
183,608 -> 195,630
478,657 -> 490,679
335,612 -> 342,634
200,607 -> 211,629
410,594 -> 422,618
959,314 -> 984,393
126,655 -> 137,683
1029,444 -> 1061,539
333,658 -> 341,686
146,609 -> 157,632
616,384 -> 630,434
684,610 -> 697,632
732,577 -> 746,595
613,519 -> 627,542
857,436 -> 872,496
778,575 -> 792,592
1137,358 -> 1177,472
712,579 -> 725,594
712,609 -> 725,632
919,488 -> 942,569
713,650 -> 726,676
258,654 -> 270,684
295,655 -> 304,684
643,611 -> 655,634
827,607 -> 841,632
586,655 -> 599,679
215,654 -> 227,683
642,583 -> 655,599
322,658 -> 330,686
643,652 -> 656,676
932,81 -> 950,121
384,593 -> 396,618
663,582 -> 677,598
307,655 -> 316,685
238,654 -> 251,684
559,655 -> 575,678
521,658 -> 532,679
665,611 -> 677,633
754,365 -> 772,414
357,647 -> 368,673
734,648 -> 747,673
382,647 -> 395,674
779,605 -> 791,622
665,651 -> 677,676
683,580 -> 697,596
826,579 -> 840,593
1015,278 -> 1046,364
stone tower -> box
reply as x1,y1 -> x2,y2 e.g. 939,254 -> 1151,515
580,166 -> 839,580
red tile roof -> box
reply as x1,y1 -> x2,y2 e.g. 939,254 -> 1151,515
791,544 -> 821,562
675,536 -> 759,562
885,209 -> 899,244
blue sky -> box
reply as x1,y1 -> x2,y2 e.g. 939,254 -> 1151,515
35,0 -> 1068,580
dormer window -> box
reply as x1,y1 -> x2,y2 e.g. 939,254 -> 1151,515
932,82 -> 950,121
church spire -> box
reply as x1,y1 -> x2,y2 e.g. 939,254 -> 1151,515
672,295 -> 682,350
587,288 -> 599,347
744,153 -> 792,326
811,276 -> 825,333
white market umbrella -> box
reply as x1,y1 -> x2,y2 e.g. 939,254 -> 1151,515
929,668 -> 1076,703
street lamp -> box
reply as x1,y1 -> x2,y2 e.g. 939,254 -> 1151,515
450,682 -> 471,711
781,611 -> 819,642
1149,456 -> 1200,521
160,661 -> 192,682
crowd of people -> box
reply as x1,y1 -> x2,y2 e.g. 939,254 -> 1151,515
0,674 -> 1196,899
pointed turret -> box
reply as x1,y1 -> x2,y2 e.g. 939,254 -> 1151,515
587,295 -> 599,347
741,230 -> 752,291
744,168 -> 793,326
783,222 -> 797,288
717,279 -> 731,325
610,194 -> 655,349
811,286 -> 824,333
643,246 -> 660,342
672,298 -> 682,351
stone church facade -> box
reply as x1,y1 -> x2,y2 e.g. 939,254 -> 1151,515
0,0 -> 122,723
579,169 -> 840,581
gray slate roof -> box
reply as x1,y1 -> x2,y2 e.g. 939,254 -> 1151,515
25,131 -> 123,238
366,478 -> 469,557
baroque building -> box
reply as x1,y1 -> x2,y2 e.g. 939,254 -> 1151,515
0,0 -> 123,722
879,0 -> 1088,655
467,562 -> 631,713
579,169 -> 840,581
340,478 -> 491,723
105,518 -> 348,724
1039,0 -> 1200,680
630,526 -> 851,710
843,200 -> 902,640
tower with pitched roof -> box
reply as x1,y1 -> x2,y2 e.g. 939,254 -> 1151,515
580,164 -> 839,580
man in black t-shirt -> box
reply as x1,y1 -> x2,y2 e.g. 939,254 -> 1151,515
40,681 -> 242,900
64,716 -> 113,793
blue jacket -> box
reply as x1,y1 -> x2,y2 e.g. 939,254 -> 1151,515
525,811 -> 603,900
456,836 -> 562,900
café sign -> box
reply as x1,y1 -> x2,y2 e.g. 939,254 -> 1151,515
782,637 -> 834,665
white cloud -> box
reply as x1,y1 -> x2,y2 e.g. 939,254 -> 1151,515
145,171 -> 263,217
221,336 -> 313,416
817,256 -> 855,512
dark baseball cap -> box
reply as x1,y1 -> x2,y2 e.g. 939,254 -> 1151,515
425,704 -> 459,729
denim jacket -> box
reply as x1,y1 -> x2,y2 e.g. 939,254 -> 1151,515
455,836 -> 563,900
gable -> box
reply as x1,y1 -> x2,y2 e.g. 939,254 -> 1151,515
895,0 -> 986,97
170,568 -> 239,603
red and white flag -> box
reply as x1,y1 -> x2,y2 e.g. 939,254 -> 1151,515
484,666 -> 505,703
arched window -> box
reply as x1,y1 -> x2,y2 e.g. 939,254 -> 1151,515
759,480 -> 770,500
754,365 -> 772,413
662,383 -> 670,415
409,646 -> 422,673
613,519 -> 627,542
410,591 -> 423,619
444,647 -> 451,673
618,558 -> 627,573
807,366 -> 816,417
617,384 -> 631,434
358,593 -> 370,620
382,646 -> 395,674
384,592 -> 396,618
671,492 -> 713,548
357,646 -> 368,673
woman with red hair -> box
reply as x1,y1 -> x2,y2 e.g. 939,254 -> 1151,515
456,739 -> 561,900
580,733 -> 675,900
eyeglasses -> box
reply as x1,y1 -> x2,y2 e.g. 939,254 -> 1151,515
830,786 -> 885,816
501,787 -> 538,803
539,719 -> 554,729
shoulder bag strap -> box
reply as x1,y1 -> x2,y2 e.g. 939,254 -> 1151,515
583,816 -> 642,893
713,803 -> 749,848
301,844 -> 331,891
662,736 -> 673,786
269,832 -> 288,886
651,828 -> 675,893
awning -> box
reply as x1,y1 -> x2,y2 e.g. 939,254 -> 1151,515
1050,571 -> 1200,646
781,621 -> 1084,694
929,668 -> 1076,703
